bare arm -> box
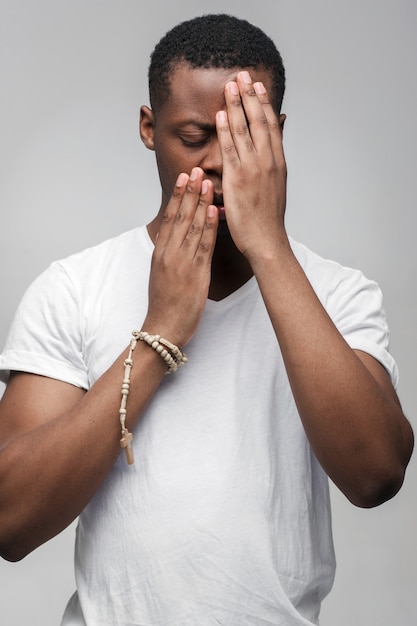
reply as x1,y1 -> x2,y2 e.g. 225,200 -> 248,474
0,168 -> 218,561
216,71 -> 414,507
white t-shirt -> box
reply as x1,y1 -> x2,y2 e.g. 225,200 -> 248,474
0,226 -> 398,625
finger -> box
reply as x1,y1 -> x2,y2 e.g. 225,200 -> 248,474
156,171 -> 189,249
253,81 -> 286,167
235,71 -> 277,159
216,109 -> 240,171
169,167 -> 208,248
192,196 -> 219,268
223,79 -> 255,162
182,178 -> 216,257
157,167 -> 206,250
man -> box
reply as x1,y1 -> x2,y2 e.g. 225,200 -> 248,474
0,13 -> 413,626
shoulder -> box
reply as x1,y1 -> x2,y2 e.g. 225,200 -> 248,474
289,237 -> 366,281
288,237 -> 379,305
289,238 -> 398,384
55,225 -> 152,278
28,225 -> 153,301
10,225 -> 153,333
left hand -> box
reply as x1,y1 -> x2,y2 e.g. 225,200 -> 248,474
216,70 -> 288,261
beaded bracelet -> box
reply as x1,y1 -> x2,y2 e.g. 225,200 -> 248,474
118,330 -> 188,465
133,330 -> 188,373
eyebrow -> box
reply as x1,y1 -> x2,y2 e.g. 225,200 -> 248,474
174,120 -> 216,131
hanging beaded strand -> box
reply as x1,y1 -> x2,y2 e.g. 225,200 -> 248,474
118,331 -> 187,466
119,334 -> 137,465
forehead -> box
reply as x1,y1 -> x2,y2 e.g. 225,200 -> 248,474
158,62 -> 274,120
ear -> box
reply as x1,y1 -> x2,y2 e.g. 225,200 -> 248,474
279,113 -> 286,133
140,105 -> 155,151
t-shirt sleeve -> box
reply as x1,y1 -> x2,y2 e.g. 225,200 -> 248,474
322,264 -> 399,388
291,239 -> 399,389
0,262 -> 89,388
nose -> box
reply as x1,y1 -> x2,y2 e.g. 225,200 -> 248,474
201,136 -> 222,178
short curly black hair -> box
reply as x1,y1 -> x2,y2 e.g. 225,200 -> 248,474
148,14 -> 286,114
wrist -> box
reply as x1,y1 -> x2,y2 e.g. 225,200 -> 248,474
140,317 -> 186,350
134,331 -> 188,374
245,229 -> 292,269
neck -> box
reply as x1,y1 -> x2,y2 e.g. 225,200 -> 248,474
208,230 -> 253,301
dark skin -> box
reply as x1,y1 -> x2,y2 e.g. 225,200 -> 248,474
0,63 -> 413,562
141,65 -> 272,301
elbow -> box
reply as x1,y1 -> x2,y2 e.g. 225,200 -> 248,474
0,533 -> 38,562
349,420 -> 414,509
0,542 -> 28,563
347,464 -> 408,509
0,514 -> 36,562
0,531 -> 32,563
1,548 -> 27,563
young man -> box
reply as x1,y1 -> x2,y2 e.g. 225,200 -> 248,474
0,13 -> 413,626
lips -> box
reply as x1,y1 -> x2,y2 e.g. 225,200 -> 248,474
216,205 -> 226,220
214,194 -> 226,220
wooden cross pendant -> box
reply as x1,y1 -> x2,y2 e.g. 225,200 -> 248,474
120,429 -> 134,465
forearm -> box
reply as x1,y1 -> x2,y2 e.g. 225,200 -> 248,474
251,240 -> 413,507
216,70 -> 412,505
0,341 -> 167,561
0,168 -> 218,561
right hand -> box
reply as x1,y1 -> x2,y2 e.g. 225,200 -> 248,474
143,167 -> 218,347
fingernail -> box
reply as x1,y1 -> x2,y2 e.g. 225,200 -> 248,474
207,205 -> 216,218
176,172 -> 187,187
189,167 -> 199,181
217,110 -> 227,122
227,81 -> 239,95
240,71 -> 251,84
254,82 -> 266,95
201,180 -> 209,195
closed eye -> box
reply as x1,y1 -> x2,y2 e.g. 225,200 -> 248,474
179,135 -> 211,147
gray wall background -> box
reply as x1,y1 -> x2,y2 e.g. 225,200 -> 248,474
0,1 -> 416,624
